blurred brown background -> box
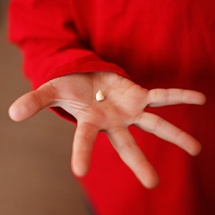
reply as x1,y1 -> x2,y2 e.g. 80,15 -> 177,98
0,1 -> 89,214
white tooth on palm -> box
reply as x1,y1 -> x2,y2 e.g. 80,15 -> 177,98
96,90 -> 105,101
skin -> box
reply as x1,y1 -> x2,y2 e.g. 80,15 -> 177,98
8,72 -> 206,188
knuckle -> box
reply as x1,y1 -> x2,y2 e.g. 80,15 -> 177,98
32,91 -> 43,107
153,117 -> 165,132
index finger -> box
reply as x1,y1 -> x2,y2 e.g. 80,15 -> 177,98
9,82 -> 55,122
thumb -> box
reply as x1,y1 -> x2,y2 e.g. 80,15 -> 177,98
9,82 -> 55,122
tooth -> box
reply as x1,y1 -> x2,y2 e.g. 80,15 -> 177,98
96,90 -> 105,101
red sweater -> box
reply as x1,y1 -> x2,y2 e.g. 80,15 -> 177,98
9,0 -> 215,214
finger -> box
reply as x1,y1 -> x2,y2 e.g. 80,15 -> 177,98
72,122 -> 99,177
147,89 -> 206,107
107,127 -> 159,188
134,112 -> 201,156
8,82 -> 55,122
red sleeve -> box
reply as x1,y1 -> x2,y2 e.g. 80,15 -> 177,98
8,0 -> 128,121
8,0 -> 127,90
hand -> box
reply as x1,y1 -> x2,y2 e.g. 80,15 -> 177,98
9,72 -> 206,188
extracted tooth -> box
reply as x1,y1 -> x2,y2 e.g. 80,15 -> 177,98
96,90 -> 105,101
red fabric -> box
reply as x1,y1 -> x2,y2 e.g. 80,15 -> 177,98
9,0 -> 215,214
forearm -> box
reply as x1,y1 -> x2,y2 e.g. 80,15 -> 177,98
8,0 -> 127,89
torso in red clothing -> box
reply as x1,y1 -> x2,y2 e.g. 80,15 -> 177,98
72,1 -> 215,214
9,0 -> 215,214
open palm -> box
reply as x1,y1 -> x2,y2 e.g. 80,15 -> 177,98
9,72 -> 206,188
